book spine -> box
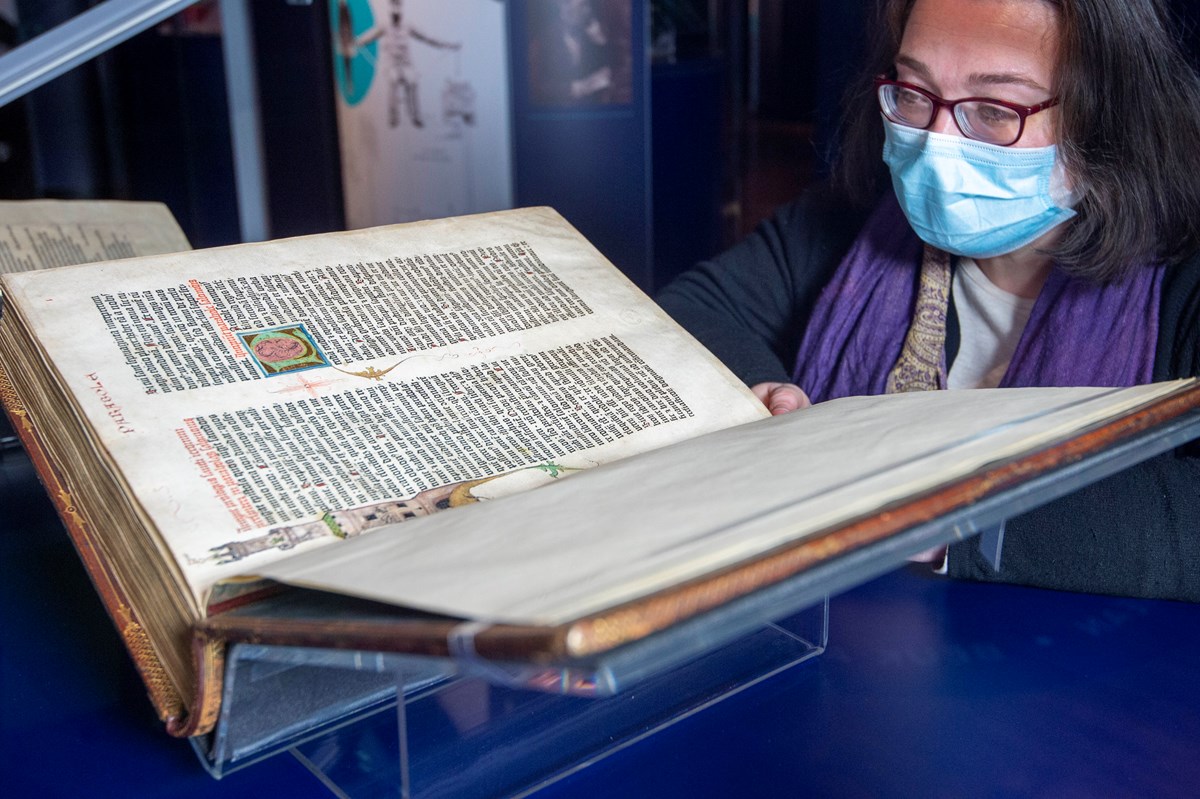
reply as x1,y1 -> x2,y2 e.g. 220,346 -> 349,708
169,635 -> 226,738
0,363 -> 221,736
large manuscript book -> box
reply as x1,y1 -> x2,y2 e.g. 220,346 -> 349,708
1,203 -> 1198,739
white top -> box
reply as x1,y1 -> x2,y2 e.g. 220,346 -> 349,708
937,257 -> 1037,572
947,257 -> 1036,390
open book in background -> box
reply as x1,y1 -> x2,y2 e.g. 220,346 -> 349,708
0,200 -> 191,448
0,200 -> 190,275
3,201 -> 1199,742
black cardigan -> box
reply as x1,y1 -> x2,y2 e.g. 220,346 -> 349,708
657,186 -> 1200,601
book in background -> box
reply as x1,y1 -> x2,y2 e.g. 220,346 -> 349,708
0,199 -> 191,449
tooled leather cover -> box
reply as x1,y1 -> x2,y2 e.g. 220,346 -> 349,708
0,362 -> 224,737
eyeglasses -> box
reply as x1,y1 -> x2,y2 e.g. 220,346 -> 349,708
874,77 -> 1058,146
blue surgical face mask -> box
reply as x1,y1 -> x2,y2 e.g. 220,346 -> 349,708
881,117 -> 1080,259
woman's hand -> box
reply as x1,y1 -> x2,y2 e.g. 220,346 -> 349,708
751,382 -> 812,415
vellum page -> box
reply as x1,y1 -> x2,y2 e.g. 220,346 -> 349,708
0,200 -> 190,273
261,381 -> 1189,625
1,207 -> 766,610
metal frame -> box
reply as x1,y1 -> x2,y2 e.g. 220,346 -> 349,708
217,0 -> 268,242
0,0 -> 269,242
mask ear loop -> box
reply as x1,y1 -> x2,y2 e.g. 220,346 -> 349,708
1049,158 -> 1083,209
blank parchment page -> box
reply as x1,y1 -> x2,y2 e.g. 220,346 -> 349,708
261,381 -> 1187,624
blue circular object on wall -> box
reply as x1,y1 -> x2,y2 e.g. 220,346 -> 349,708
330,0 -> 378,106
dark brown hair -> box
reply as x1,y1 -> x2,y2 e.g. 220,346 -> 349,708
833,0 -> 1200,280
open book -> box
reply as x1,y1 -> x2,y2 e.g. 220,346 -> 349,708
0,199 -> 190,274
2,202 -> 1197,739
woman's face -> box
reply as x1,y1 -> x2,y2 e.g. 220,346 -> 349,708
896,0 -> 1061,147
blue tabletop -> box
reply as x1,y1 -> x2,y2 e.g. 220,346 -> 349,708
4,443 -> 1199,798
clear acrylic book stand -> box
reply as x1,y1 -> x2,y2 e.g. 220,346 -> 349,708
190,401 -> 1200,797
193,598 -> 828,798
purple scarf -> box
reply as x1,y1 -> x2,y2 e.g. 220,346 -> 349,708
793,195 -> 1163,403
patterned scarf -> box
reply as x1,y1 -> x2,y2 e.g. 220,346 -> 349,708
792,195 -> 1162,403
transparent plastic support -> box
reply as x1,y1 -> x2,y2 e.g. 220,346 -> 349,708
194,598 -> 828,797
187,403 -> 1200,792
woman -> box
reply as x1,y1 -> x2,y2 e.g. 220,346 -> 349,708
658,0 -> 1200,600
